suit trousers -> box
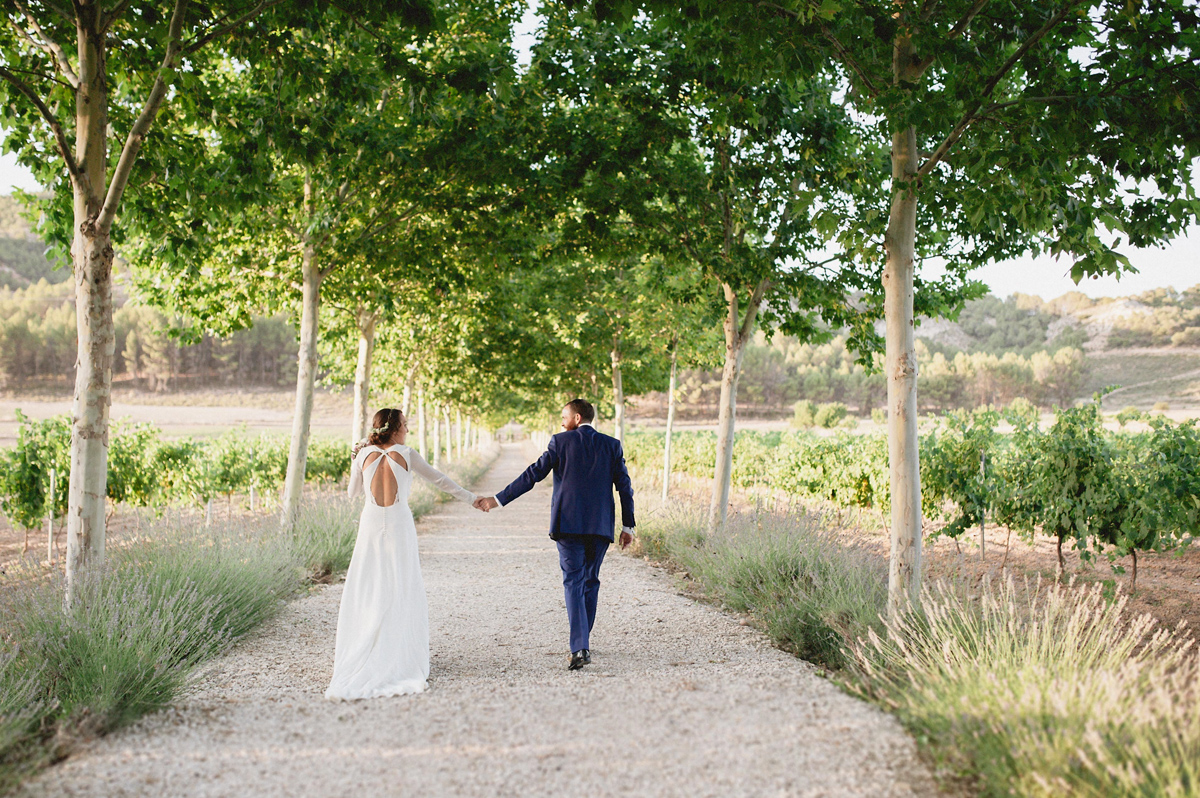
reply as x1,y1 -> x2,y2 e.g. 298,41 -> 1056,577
556,533 -> 610,653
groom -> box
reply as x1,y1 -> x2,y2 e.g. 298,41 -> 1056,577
474,399 -> 635,670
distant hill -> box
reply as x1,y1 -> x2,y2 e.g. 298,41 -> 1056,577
906,288 -> 1200,413
0,195 -> 71,288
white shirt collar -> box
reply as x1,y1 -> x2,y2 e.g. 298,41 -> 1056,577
578,422 -> 595,429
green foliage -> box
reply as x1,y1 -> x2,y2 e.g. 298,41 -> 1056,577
792,399 -> 817,428
0,416 -> 352,520
1115,406 -> 1144,426
0,411 -> 70,531
106,423 -> 160,508
921,408 -> 999,539
812,402 -> 848,429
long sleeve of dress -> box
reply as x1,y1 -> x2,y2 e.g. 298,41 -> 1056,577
347,449 -> 365,499
408,448 -> 476,504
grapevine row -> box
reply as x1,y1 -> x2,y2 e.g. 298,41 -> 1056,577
625,400 -> 1200,584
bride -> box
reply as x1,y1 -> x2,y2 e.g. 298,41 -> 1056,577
325,407 -> 477,700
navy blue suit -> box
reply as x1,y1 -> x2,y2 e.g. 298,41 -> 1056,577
496,424 -> 635,652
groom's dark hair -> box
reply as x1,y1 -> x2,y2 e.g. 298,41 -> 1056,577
564,398 -> 595,423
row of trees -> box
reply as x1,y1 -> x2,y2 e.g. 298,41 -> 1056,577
2,0 -> 1197,612
0,280 -> 300,388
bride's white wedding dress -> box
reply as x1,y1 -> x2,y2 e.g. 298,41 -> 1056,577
325,443 -> 476,701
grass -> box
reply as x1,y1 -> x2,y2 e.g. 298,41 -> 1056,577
0,442 -> 500,795
638,505 -> 887,670
855,576 -> 1200,797
0,513 -> 302,792
640,489 -> 1200,796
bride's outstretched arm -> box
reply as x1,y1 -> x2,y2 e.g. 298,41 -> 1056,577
408,449 -> 476,503
347,449 -> 365,499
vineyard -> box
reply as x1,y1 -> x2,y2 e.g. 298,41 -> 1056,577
0,412 -> 352,544
626,400 -> 1200,588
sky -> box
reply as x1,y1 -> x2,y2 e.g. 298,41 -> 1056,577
4,0 -> 1195,302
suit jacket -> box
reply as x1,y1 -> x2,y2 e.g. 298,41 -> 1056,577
496,425 -> 635,541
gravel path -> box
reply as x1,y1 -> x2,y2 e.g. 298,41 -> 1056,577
22,445 -> 938,798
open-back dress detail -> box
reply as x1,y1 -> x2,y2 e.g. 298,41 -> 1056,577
325,443 -> 476,700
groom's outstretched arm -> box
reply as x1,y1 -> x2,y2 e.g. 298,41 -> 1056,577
494,437 -> 558,507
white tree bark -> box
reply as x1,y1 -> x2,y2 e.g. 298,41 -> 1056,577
662,346 -> 678,503
611,334 -> 625,445
708,280 -> 768,535
883,113 -> 923,615
442,406 -> 453,464
280,234 -> 322,534
351,307 -> 377,445
456,408 -> 464,459
417,385 -> 426,460
432,399 -> 440,469
65,10 -> 114,595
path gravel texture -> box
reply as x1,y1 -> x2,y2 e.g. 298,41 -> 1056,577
22,445 -> 938,798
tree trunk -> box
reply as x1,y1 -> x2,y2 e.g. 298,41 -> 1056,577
280,240 -> 322,533
708,281 -> 767,535
417,386 -> 426,460
611,334 -> 625,445
436,398 -> 446,468
1130,548 -> 1138,592
662,346 -> 677,503
402,382 -> 411,416
66,14 -> 114,596
351,307 -> 377,445
443,406 -> 453,464
456,408 -> 464,459
883,64 -> 923,615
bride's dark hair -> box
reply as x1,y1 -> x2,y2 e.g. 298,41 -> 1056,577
368,408 -> 404,446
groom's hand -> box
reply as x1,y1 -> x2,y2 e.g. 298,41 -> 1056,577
619,531 -> 633,550
473,496 -> 499,512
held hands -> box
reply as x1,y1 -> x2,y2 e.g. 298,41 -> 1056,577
473,496 -> 499,513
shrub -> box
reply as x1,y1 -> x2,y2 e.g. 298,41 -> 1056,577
290,493 -> 360,580
855,576 -> 1200,797
792,399 -> 817,428
813,402 -> 848,428
870,407 -> 886,426
0,512 -> 302,790
1153,400 -> 1170,412
1115,405 -> 1144,426
637,506 -> 886,669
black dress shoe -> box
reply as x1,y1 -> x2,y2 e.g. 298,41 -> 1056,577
568,650 -> 587,670
581,649 -> 591,665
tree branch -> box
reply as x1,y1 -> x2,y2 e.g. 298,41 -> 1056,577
97,0 -> 188,233
946,0 -> 990,40
184,0 -> 288,55
820,24 -> 883,98
740,276 -> 771,341
12,1 -> 80,87
100,0 -> 136,33
753,2 -> 883,98
0,65 -> 80,180
917,1 -> 1083,178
